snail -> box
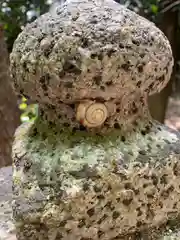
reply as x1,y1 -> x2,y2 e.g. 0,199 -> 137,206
76,101 -> 108,128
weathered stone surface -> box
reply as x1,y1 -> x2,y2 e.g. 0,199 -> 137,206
12,119 -> 180,239
10,0 -> 173,133
2,166 -> 180,240
10,0 -> 173,100
1,166 -> 180,240
0,166 -> 16,240
10,0 -> 179,239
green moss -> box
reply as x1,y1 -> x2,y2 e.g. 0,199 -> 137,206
15,118 -> 178,184
12,118 -> 180,239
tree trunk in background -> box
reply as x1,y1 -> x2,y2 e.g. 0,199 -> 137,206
148,4 -> 178,123
0,25 -> 20,168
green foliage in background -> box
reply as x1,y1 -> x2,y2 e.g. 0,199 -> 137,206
0,0 -> 49,52
119,0 -> 160,19
0,0 -> 49,122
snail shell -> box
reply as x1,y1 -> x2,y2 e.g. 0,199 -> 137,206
76,101 -> 108,128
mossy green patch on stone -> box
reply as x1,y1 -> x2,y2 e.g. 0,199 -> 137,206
26,118 -> 178,169
12,118 -> 180,239
13,117 -> 179,196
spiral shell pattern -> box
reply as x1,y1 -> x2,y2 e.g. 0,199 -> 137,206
76,101 -> 108,128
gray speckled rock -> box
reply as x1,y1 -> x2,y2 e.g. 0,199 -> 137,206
10,0 -> 173,133
10,0 -> 180,239
12,119 -> 180,240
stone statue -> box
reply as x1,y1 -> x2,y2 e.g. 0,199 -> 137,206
10,0 -> 180,239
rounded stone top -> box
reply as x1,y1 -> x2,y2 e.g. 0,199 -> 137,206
10,0 -> 173,107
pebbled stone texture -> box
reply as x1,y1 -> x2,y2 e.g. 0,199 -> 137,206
1,166 -> 180,240
10,0 -> 173,133
10,0 -> 180,239
12,119 -> 180,240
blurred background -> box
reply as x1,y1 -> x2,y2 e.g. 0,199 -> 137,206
0,0 -> 179,168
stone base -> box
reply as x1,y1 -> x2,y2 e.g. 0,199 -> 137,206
12,119 -> 180,239
0,166 -> 16,240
